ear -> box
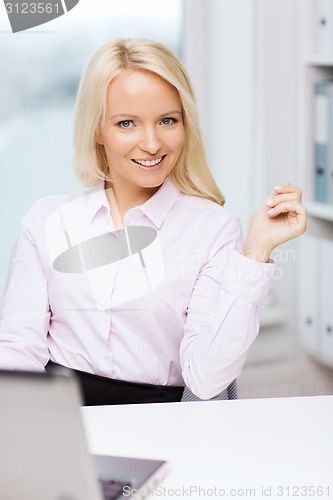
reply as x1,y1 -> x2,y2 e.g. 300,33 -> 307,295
95,128 -> 103,145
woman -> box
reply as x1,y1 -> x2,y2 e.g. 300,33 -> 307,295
0,39 -> 306,404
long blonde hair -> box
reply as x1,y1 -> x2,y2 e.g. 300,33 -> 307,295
73,39 -> 225,206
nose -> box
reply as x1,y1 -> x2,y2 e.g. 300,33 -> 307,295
138,126 -> 161,155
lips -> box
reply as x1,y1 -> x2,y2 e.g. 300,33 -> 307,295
132,155 -> 166,167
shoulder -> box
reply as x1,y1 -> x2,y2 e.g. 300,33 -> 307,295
21,189 -> 89,229
176,191 -> 240,228
170,192 -> 243,250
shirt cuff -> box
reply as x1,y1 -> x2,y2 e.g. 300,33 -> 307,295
219,248 -> 277,303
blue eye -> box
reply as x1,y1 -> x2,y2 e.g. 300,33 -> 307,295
161,117 -> 177,125
117,120 -> 133,128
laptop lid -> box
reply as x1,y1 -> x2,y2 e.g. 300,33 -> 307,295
0,369 -> 167,500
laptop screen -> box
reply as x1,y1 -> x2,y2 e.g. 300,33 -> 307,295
0,369 -> 103,500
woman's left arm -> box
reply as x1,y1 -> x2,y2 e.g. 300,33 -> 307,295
179,183 -> 307,400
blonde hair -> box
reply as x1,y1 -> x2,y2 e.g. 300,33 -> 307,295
73,38 -> 225,205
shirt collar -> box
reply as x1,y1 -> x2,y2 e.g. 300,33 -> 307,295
86,176 -> 180,229
137,176 -> 180,229
87,182 -> 110,224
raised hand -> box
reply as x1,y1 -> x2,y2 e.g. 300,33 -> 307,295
242,183 -> 307,262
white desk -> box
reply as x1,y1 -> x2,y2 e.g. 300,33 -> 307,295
81,396 -> 333,499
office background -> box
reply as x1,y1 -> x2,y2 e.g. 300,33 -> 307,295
1,0 -> 333,397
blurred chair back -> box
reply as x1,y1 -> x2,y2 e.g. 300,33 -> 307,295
181,380 -> 238,402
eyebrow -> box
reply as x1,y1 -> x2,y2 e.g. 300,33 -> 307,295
109,110 -> 183,120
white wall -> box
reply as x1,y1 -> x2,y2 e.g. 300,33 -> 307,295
184,0 -> 257,231
253,0 -> 299,363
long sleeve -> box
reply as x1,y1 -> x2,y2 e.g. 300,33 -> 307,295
0,203 -> 50,371
179,222 -> 276,400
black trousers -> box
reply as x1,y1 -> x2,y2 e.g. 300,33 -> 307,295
46,361 -> 184,406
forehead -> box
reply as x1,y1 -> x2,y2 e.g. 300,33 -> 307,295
106,70 -> 182,113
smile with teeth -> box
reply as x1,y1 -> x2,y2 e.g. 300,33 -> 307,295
132,155 -> 165,167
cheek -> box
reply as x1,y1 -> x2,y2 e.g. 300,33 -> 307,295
102,132 -> 136,155
173,128 -> 185,153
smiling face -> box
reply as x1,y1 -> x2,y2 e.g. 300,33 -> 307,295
98,69 -> 185,204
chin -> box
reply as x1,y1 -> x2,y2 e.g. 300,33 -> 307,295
137,174 -> 168,189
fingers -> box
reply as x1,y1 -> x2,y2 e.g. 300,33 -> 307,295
266,192 -> 300,208
266,200 -> 304,215
265,182 -> 302,199
273,182 -> 302,201
267,200 -> 307,228
296,204 -> 307,230
265,182 -> 303,210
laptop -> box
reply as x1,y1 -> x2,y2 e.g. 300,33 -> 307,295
0,368 -> 168,500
